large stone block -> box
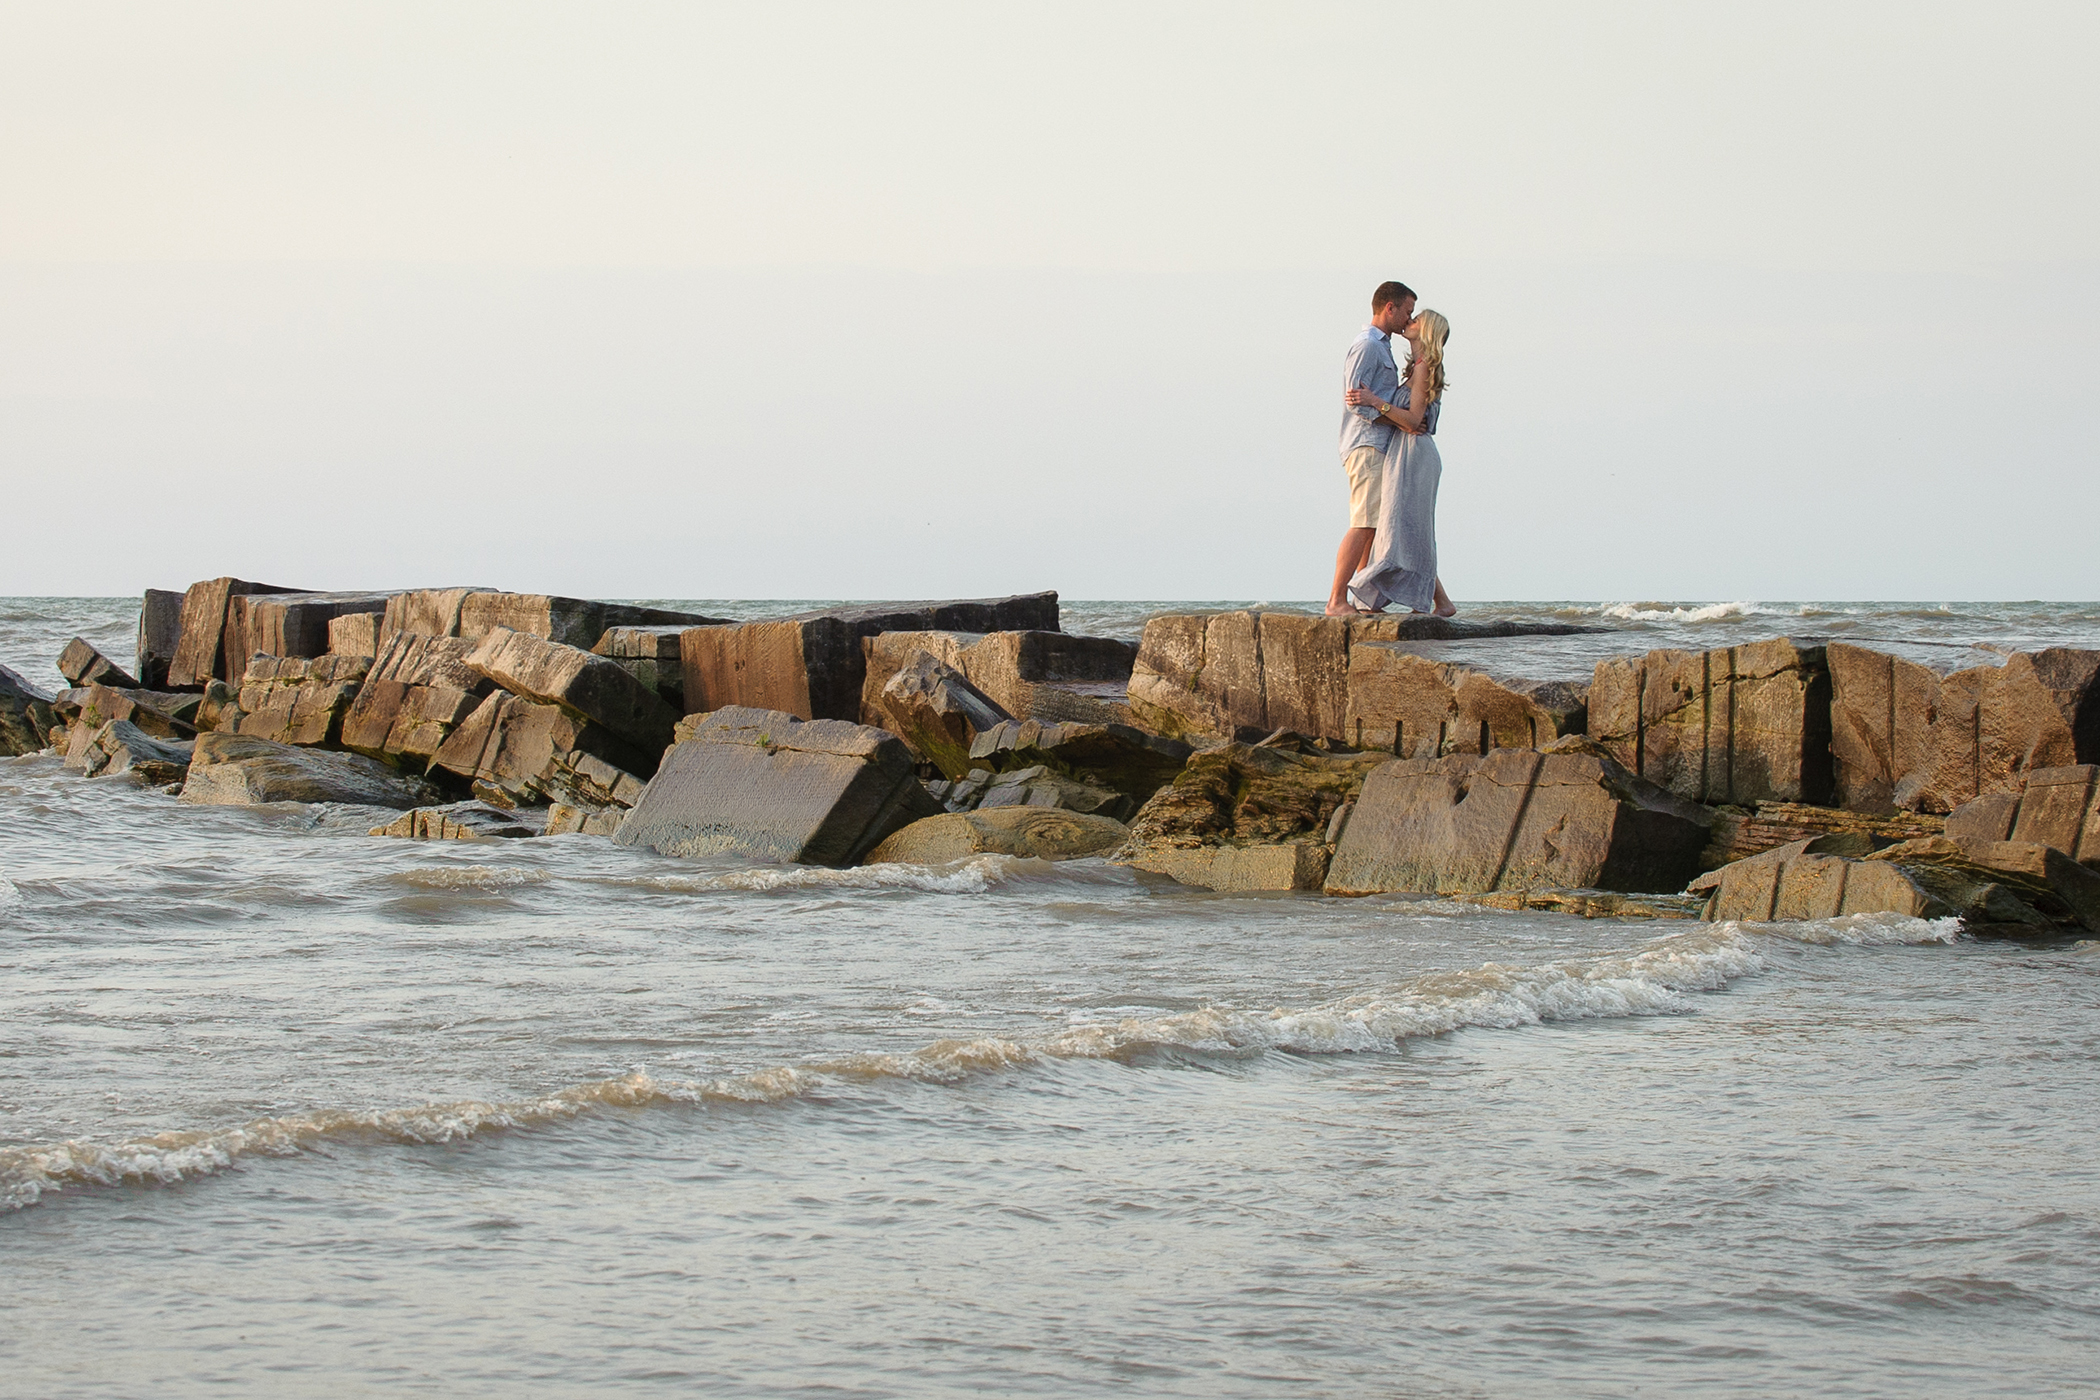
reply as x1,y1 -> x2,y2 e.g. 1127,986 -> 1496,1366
224,591 -> 398,670
180,732 -> 445,808
0,664 -> 57,756
1827,642 -> 1945,813
867,652 -> 1013,779
431,691 -> 652,807
866,807 -> 1130,865
1945,765 -> 2100,866
1344,644 -> 1584,758
1894,650 -> 2100,813
860,630 -> 1138,729
167,577 -> 304,688
1588,638 -> 1833,807
58,637 -> 138,689
465,626 -> 677,759
1693,846 -> 1950,923
136,588 -> 184,690
1128,610 -> 1597,745
680,594 -> 1061,723
1326,740 -> 1714,896
1116,741 -> 1386,891
233,654 -> 372,748
613,706 -> 942,866
339,633 -> 491,765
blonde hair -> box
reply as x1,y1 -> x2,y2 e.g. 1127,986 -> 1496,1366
1411,310 -> 1450,404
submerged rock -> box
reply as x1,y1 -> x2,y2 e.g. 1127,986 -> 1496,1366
370,802 -> 545,841
180,732 -> 445,808
865,807 -> 1130,864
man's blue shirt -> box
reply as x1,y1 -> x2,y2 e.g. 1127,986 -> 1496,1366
1339,325 -> 1400,456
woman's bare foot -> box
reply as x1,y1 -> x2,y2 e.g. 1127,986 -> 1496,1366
1432,578 -> 1457,618
1324,602 -> 1358,616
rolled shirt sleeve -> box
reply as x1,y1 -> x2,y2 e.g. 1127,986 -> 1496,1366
1339,329 -> 1401,456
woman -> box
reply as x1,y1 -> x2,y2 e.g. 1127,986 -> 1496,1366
1342,309 -> 1454,617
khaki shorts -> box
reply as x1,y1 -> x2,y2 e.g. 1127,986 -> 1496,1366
1344,444 -> 1383,528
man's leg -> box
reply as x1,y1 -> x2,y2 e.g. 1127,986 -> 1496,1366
1326,527 -> 1376,614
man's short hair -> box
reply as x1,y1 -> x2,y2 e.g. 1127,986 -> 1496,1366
1371,281 -> 1415,313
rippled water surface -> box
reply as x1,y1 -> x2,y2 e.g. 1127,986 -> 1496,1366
4,598 -> 2099,1397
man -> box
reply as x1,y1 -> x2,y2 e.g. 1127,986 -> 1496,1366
1326,280 -> 1415,616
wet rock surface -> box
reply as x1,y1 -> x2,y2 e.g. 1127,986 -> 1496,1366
615,706 -> 941,866
369,802 -> 546,841
180,732 -> 446,808
1116,741 -> 1387,892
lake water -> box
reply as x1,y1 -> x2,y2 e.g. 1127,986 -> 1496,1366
4,597 -> 2098,1398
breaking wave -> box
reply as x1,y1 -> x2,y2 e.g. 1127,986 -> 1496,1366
1598,600 -> 1773,623
585,854 -> 1126,897
0,913 -> 1959,1212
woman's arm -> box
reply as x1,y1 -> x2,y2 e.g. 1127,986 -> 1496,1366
1341,360 -> 1431,433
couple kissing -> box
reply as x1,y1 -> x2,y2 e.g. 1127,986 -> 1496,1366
1326,280 -> 1453,619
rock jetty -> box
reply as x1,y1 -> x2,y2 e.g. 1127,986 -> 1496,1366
13,584 -> 2099,935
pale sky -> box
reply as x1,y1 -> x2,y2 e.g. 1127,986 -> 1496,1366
2,1 -> 2095,600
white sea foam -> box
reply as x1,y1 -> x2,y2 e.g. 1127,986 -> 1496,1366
0,913 -> 1958,1211
1598,600 -> 1770,623
386,865 -> 554,891
599,854 -> 1112,897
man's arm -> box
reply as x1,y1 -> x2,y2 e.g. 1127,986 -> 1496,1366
1341,339 -> 1382,423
